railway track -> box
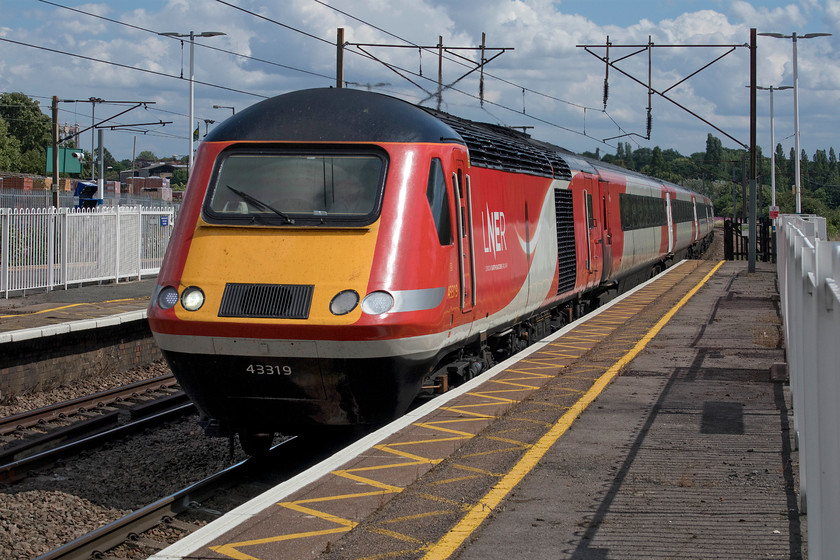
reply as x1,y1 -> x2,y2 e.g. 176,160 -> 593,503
0,374 -> 180,437
0,375 -> 193,484
33,431 -> 358,560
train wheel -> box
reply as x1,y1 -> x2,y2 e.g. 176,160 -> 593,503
239,431 -> 274,456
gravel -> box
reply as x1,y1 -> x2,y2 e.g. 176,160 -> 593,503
0,360 -> 248,560
0,361 -> 173,418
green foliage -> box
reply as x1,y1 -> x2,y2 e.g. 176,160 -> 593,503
597,133 -> 840,239
170,168 -> 189,189
0,118 -> 21,171
0,92 -> 51,174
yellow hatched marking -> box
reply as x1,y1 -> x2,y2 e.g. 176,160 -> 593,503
358,546 -> 431,560
210,527 -> 354,560
211,264 -> 721,560
381,510 -> 457,525
210,502 -> 357,559
427,408 -> 498,421
521,399 -> 575,409
545,342 -> 592,351
485,435 -> 532,446
451,463 -> 505,477
428,474 -> 483,486
480,378 -> 547,390
422,261 -> 725,560
518,358 -> 577,368
460,436 -> 531,459
563,331 -> 608,340
503,416 -> 553,428
462,388 -> 532,401
369,526 -> 425,544
291,489 -> 398,504
414,492 -> 476,509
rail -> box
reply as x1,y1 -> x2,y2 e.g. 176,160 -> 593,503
0,206 -> 174,297
776,213 -> 840,560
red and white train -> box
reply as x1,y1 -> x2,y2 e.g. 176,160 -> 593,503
147,88 -> 713,454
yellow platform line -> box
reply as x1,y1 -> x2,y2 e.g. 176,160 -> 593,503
0,297 -> 146,320
210,262 -> 718,560
421,261 -> 724,560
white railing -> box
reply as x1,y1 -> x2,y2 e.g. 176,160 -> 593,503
777,214 -> 840,560
1,206 -> 174,297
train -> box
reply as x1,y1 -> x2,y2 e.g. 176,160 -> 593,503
146,88 -> 714,454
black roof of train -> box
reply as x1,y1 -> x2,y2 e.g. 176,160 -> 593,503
203,88 -> 702,196
204,88 -> 573,180
204,88 -> 459,145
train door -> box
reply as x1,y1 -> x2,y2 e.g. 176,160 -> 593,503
452,162 -> 475,313
583,177 -> 603,285
691,196 -> 699,242
665,194 -> 675,254
599,180 -> 613,283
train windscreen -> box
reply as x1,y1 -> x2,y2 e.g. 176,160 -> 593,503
204,149 -> 386,226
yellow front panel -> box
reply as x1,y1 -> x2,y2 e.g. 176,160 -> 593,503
175,220 -> 381,325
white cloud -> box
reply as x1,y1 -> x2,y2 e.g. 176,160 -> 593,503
2,0 -> 836,160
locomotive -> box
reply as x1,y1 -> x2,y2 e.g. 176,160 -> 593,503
147,88 -> 713,454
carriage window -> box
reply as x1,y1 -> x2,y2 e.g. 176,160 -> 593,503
426,158 -> 453,246
619,192 -> 667,231
204,149 -> 386,226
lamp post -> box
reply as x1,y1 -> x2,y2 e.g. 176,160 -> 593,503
759,31 -> 831,213
159,30 -> 226,171
756,85 -> 793,212
213,105 -> 235,115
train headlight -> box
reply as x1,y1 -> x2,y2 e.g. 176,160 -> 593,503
181,286 -> 205,311
157,286 -> 179,310
330,290 -> 359,316
361,291 -> 394,315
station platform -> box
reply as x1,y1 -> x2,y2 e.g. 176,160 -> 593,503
0,279 -> 155,341
149,259 -> 801,560
0,279 -> 158,400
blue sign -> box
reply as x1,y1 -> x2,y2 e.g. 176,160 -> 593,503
160,216 -> 170,227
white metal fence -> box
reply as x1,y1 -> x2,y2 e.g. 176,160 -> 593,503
777,214 -> 840,560
1,206 -> 174,297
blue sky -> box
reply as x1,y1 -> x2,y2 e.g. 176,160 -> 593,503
2,0 -> 838,164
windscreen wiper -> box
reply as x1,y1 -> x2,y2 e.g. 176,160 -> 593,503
226,185 -> 295,224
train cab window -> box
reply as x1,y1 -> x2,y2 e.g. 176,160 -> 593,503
203,148 -> 386,226
426,158 -> 453,245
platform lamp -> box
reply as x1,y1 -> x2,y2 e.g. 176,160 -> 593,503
213,105 -> 235,115
758,32 -> 831,214
756,85 -> 792,214
158,30 -> 226,172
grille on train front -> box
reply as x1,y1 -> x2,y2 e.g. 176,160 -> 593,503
218,283 -> 314,319
555,189 -> 577,295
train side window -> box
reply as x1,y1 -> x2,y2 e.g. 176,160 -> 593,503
619,192 -> 667,231
586,193 -> 595,228
426,158 -> 453,246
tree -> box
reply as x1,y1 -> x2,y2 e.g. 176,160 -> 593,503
704,133 -> 723,173
0,92 -> 51,174
170,168 -> 189,189
137,150 -> 158,162
0,117 -> 22,171
646,146 -> 667,177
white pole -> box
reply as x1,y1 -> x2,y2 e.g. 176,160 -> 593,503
792,33 -> 801,214
770,86 -> 776,209
189,31 -> 195,172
